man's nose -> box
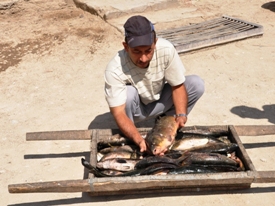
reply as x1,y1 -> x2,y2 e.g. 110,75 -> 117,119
139,54 -> 148,62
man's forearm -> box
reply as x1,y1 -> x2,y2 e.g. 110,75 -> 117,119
110,106 -> 144,146
172,83 -> 188,115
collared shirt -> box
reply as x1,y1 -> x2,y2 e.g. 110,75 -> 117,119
104,38 -> 186,107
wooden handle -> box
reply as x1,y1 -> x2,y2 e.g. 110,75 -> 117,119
234,125 -> 275,136
253,171 -> 275,183
8,179 -> 91,193
26,130 -> 92,141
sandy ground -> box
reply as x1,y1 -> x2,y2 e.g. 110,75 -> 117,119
1,0 -> 275,205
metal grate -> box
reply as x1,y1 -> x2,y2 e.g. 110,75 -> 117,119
158,15 -> 264,53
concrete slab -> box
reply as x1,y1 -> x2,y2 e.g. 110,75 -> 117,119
73,0 -> 208,34
73,0 -> 179,20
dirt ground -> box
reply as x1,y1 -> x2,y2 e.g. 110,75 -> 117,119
1,0 -> 275,205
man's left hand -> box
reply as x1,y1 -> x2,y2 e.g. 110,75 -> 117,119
176,116 -> 187,128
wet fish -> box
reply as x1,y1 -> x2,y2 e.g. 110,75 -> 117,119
82,158 -> 142,177
97,134 -> 134,151
178,127 -> 229,137
180,152 -> 238,167
81,158 -> 109,177
170,135 -> 238,154
145,116 -> 178,155
229,152 -> 245,171
168,165 -> 218,174
135,156 -> 179,169
139,163 -> 178,175
99,151 -> 143,162
98,145 -> 139,154
96,158 -> 140,171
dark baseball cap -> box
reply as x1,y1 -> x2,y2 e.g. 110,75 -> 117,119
124,15 -> 155,47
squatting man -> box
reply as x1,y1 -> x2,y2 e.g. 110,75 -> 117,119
104,15 -> 204,155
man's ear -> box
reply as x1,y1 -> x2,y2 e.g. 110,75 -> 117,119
122,42 -> 128,52
154,37 -> 158,46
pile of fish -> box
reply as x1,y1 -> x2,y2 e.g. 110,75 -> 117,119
82,116 -> 245,177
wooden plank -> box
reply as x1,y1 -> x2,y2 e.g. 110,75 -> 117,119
234,125 -> 275,136
88,172 -> 253,193
228,126 -> 256,171
8,179 -> 91,193
26,130 -> 92,141
89,184 -> 251,196
253,171 -> 275,183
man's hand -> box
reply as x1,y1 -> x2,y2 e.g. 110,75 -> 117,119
110,104 -> 150,154
176,116 -> 187,128
136,139 -> 149,153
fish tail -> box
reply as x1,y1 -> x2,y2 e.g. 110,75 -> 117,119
81,158 -> 110,177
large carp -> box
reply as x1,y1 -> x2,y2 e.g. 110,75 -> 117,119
145,116 -> 178,156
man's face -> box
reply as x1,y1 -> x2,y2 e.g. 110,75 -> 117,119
123,40 -> 157,69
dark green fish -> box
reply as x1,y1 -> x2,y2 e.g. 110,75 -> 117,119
168,165 -> 218,174
135,156 -> 179,169
178,127 -> 229,137
139,163 -> 178,175
180,152 -> 238,167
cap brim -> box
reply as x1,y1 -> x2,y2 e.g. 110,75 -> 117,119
127,32 -> 153,47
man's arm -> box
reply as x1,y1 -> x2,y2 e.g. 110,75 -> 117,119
110,104 -> 148,152
172,83 -> 188,127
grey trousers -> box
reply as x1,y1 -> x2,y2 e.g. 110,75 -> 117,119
125,75 -> 205,123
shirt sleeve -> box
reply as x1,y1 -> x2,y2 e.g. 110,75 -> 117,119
164,45 -> 186,86
104,70 -> 127,107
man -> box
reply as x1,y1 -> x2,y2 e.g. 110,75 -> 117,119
104,15 -> 204,155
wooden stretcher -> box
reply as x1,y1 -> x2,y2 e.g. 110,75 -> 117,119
8,125 -> 275,196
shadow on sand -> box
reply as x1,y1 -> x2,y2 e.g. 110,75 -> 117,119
88,112 -> 155,130
262,1 -> 275,12
230,104 -> 275,124
8,186 -> 275,206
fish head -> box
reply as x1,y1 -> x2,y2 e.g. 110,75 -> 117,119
147,134 -> 172,156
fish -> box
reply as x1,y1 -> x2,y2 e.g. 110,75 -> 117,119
97,134 -> 134,151
145,116 -> 178,155
135,156 -> 179,169
229,152 -> 245,171
81,158 -> 109,177
168,165 -> 219,174
180,152 -> 238,167
177,127 -> 229,137
139,163 -> 178,175
99,151 -> 143,162
96,158 -> 140,171
98,145 -> 139,154
82,158 -> 142,177
170,135 -> 238,154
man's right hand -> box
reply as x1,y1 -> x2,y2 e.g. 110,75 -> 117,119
110,104 -> 150,154
137,138 -> 149,153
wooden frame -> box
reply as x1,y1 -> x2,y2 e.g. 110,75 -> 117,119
8,125 -> 275,196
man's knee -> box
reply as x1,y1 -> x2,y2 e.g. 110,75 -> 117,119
186,75 -> 205,98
